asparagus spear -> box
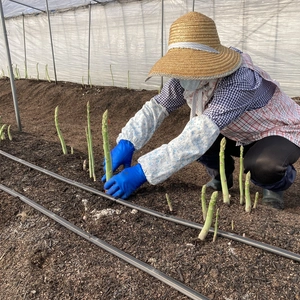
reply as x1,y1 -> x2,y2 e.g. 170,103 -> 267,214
219,137 -> 230,204
239,145 -> 244,205
198,191 -> 218,241
201,184 -> 207,221
245,171 -> 252,213
102,109 -> 113,181
54,106 -> 67,154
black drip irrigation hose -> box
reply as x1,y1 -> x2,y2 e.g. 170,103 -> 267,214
1,150 -> 300,263
0,184 -> 208,300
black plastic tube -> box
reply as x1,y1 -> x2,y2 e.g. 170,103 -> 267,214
0,183 -> 209,300
1,150 -> 300,263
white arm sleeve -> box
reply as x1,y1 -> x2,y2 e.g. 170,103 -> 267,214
138,115 -> 220,185
116,98 -> 168,150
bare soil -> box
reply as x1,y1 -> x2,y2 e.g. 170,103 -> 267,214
1,78 -> 300,300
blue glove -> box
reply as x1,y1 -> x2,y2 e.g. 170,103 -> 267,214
102,139 -> 135,182
104,163 -> 147,199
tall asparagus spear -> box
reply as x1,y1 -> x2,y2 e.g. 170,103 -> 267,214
219,137 -> 230,204
87,101 -> 96,181
54,106 -> 67,154
102,109 -> 113,181
239,145 -> 244,205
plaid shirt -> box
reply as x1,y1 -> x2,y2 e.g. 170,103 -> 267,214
221,52 -> 300,146
154,65 -> 276,130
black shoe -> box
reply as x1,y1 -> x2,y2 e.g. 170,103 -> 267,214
206,174 -> 233,191
262,189 -> 284,210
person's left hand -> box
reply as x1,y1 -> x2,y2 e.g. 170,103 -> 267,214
104,163 -> 147,199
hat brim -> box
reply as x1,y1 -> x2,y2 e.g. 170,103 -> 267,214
146,45 -> 242,81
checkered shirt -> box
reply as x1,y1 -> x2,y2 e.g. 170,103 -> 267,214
154,60 -> 276,130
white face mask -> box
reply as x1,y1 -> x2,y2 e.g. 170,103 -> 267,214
179,79 -> 201,91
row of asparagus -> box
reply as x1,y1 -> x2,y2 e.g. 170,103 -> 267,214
166,137 -> 259,242
55,103 -> 111,183
55,107 -> 259,242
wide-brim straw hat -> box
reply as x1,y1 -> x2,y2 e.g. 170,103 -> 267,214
147,12 -> 242,80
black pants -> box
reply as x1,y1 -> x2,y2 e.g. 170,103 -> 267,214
197,135 -> 300,192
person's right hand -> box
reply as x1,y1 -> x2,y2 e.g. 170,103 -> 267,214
104,163 -> 147,199
102,139 -> 135,182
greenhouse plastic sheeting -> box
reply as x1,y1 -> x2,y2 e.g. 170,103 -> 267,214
1,0 -> 114,18
0,0 -> 300,96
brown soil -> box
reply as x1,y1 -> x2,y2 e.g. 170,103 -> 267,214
1,78 -> 300,300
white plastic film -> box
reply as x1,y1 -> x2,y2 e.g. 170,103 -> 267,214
0,0 -> 299,96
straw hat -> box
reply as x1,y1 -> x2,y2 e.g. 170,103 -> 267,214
147,12 -> 242,80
